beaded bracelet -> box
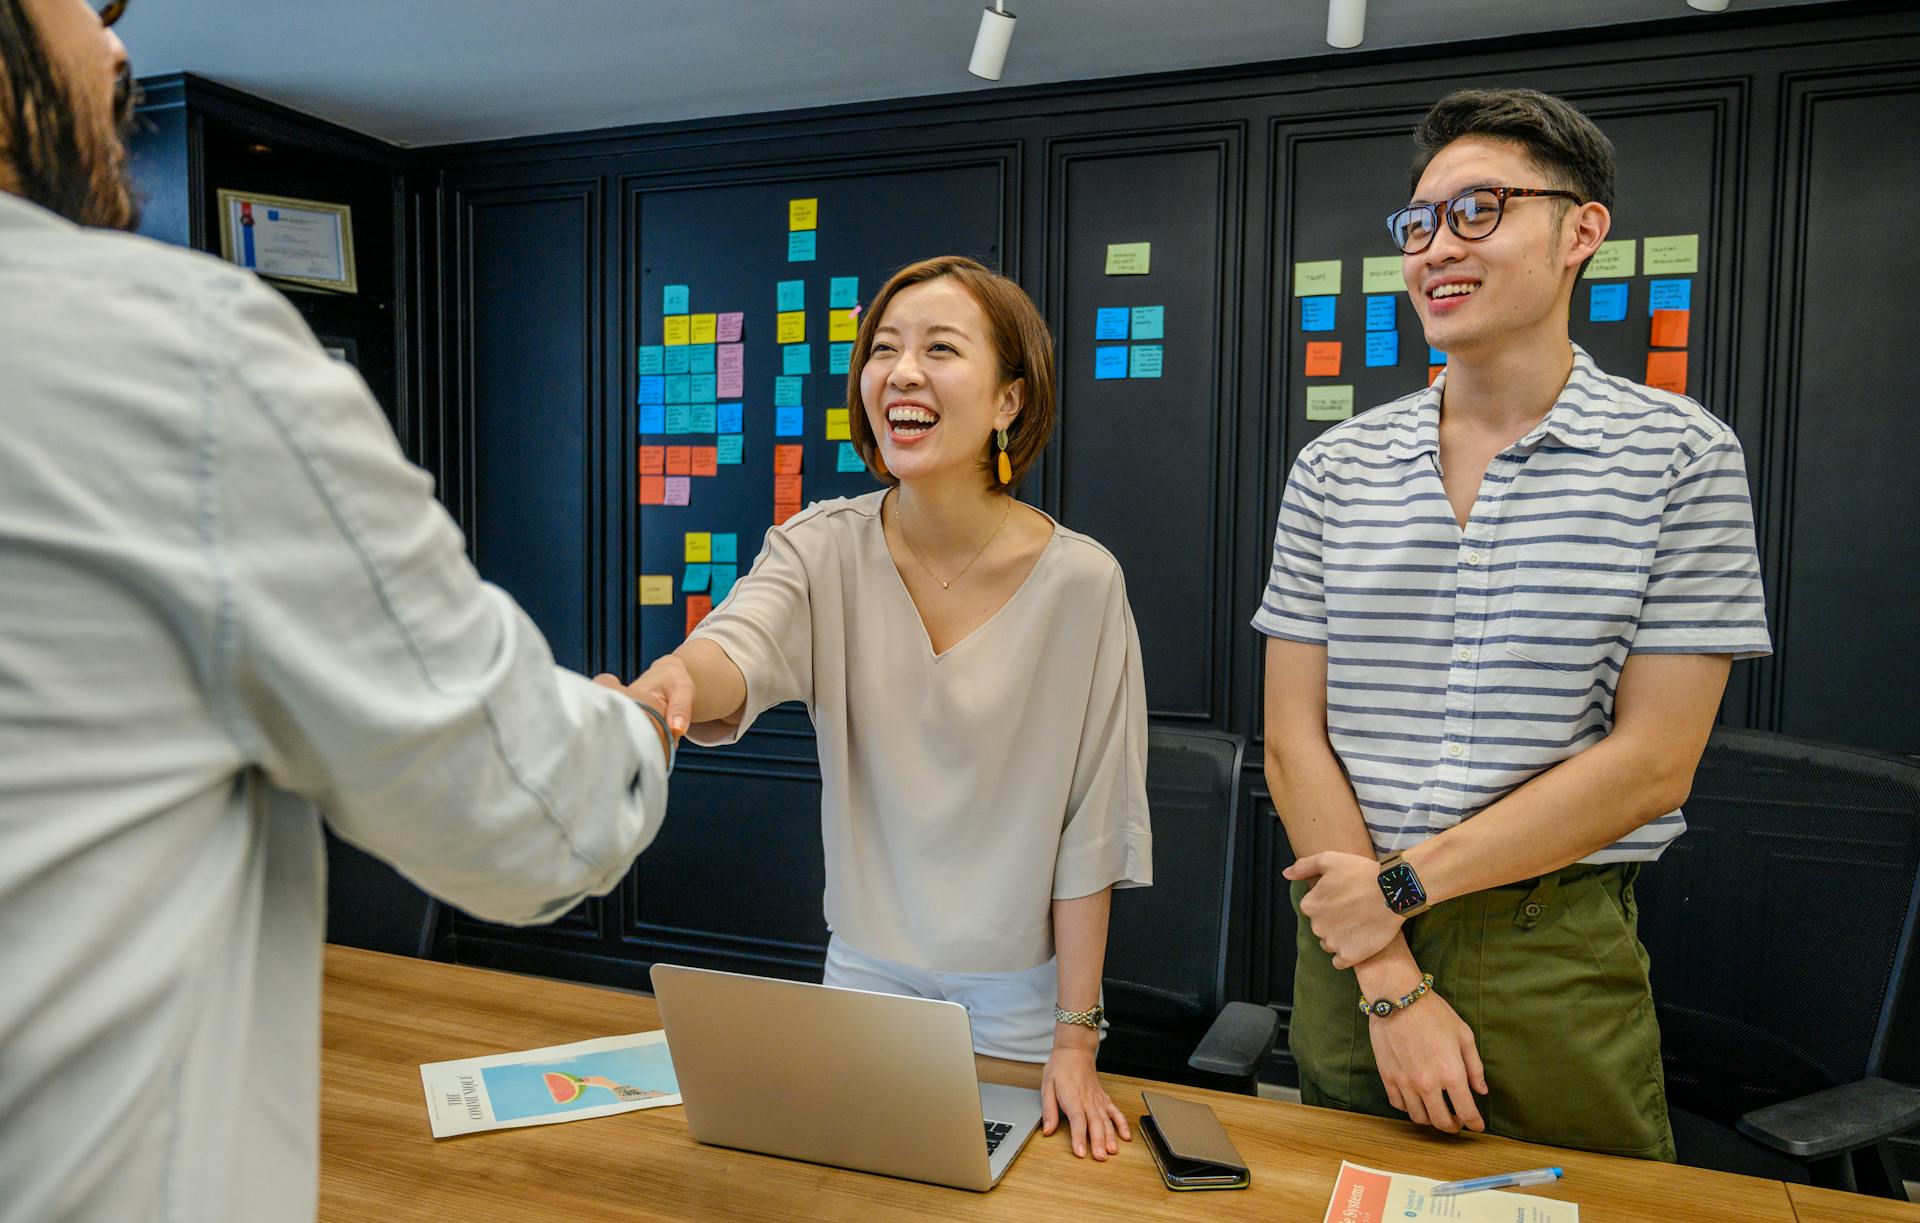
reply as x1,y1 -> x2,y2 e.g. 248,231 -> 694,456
1356,972 -> 1435,1019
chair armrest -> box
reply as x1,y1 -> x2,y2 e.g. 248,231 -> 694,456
1186,1002 -> 1280,1079
1736,1077 -> 1920,1159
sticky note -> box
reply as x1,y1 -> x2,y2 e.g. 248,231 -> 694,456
638,376 -> 666,405
685,532 -> 712,562
1649,280 -> 1692,313
1644,234 -> 1700,276
638,345 -> 664,375
688,403 -> 717,433
1094,346 -> 1128,379
1429,346 -> 1448,365
664,476 -> 691,507
777,311 -> 806,344
1129,345 -> 1163,378
783,344 -> 812,375
639,575 -> 673,605
665,446 -> 691,475
774,473 -> 803,503
711,564 -> 738,602
690,314 -> 717,345
836,442 -> 865,472
690,373 -> 716,403
664,347 -> 691,375
688,345 -> 716,375
639,475 -> 665,505
664,404 -> 691,433
1300,296 -> 1336,332
1095,308 -> 1129,340
1428,365 -> 1444,386
663,316 -> 690,345
788,231 -> 816,262
691,446 -> 718,477
717,346 -> 743,397
775,405 -> 803,436
663,285 -> 689,314
1583,239 -> 1636,279
774,444 -> 804,474
1650,309 -> 1690,348
774,376 -> 803,406
829,309 -> 858,342
683,563 -> 711,592
829,342 -> 853,374
1293,260 -> 1342,297
639,445 -> 664,475
712,534 -> 738,563
663,373 -> 689,403
789,198 -> 818,231
1589,283 -> 1629,323
1305,385 -> 1355,422
825,407 -> 852,439
777,280 -> 805,312
684,593 -> 711,633
830,277 -> 859,309
1362,256 -> 1403,294
1104,242 -> 1151,275
1645,350 -> 1688,394
716,312 -> 743,342
717,402 -> 743,433
1364,332 -> 1399,368
716,435 -> 743,464
639,403 -> 665,433
1365,296 -> 1396,332
1130,306 -> 1165,340
1304,341 -> 1342,378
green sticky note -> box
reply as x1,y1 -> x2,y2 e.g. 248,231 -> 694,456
1293,260 -> 1343,297
1583,239 -> 1637,279
1643,234 -> 1700,276
1362,256 -> 1403,294
1104,242 -> 1151,275
1305,385 -> 1355,422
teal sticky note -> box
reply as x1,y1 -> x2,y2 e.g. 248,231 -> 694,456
774,376 -> 803,406
788,231 -> 816,262
830,277 -> 859,309
717,402 -> 743,433
665,375 -> 691,404
664,404 -> 691,433
682,563 -> 711,592
689,402 -> 717,432
837,441 -> 865,472
1365,296 -> 1395,332
1130,306 -> 1164,340
689,373 -> 716,402
1301,296 -> 1336,332
1364,331 -> 1399,367
710,563 -> 738,602
717,435 -> 743,464
689,344 -> 716,374
664,347 -> 691,375
1095,308 -> 1129,340
638,346 -> 664,375
663,285 -> 689,314
829,342 -> 853,374
783,344 -> 812,375
1094,346 -> 1128,379
1129,345 -> 1163,378
1589,283 -> 1628,323
777,279 -> 805,311
712,533 -> 739,563
775,405 -> 803,435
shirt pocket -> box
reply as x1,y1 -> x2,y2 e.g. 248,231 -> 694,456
1494,538 -> 1650,673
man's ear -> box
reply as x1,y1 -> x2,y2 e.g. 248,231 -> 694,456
1567,200 -> 1611,270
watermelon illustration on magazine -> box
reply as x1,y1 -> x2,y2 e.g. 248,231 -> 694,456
420,1030 -> 679,1137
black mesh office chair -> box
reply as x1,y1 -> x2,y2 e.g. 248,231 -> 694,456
1636,728 -> 1920,1199
324,829 -> 442,959
1100,727 -> 1278,1095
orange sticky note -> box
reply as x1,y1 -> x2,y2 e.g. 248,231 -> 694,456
665,446 -> 691,476
774,473 -> 803,503
773,501 -> 801,526
1650,309 -> 1690,348
685,594 -> 713,634
639,475 -> 666,505
691,446 -> 718,477
1305,341 -> 1342,377
1428,364 -> 1444,386
1645,350 -> 1688,394
639,445 -> 664,475
774,444 -> 804,475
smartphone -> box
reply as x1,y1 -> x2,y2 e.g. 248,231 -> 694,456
1139,1114 -> 1251,1190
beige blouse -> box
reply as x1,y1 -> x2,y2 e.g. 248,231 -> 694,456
687,490 -> 1152,973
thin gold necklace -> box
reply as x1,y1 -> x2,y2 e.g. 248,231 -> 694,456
893,491 -> 1013,590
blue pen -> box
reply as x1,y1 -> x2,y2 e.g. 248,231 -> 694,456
1430,1166 -> 1563,1196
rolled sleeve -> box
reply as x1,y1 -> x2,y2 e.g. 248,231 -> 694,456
1053,570 -> 1153,899
1251,452 -> 1329,644
1632,436 -> 1772,660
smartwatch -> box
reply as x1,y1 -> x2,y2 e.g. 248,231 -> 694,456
1375,851 -> 1430,918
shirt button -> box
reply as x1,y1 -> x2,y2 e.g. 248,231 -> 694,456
1447,743 -> 1464,758
1465,551 -> 1481,565
1456,647 -> 1472,662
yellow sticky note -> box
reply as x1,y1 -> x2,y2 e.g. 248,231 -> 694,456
663,316 -> 690,345
690,313 -> 717,344
638,576 -> 673,606
1362,256 -> 1403,294
789,198 -> 818,231
1643,234 -> 1699,275
777,311 -> 806,344
829,309 -> 859,342
1305,385 -> 1355,422
1104,242 -> 1151,275
1293,260 -> 1342,297
825,408 -> 851,440
1582,239 -> 1637,279
684,532 -> 712,563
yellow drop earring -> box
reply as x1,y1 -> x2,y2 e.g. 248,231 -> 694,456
995,428 -> 1012,485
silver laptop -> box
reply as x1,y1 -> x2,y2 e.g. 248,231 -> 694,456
650,963 -> 1043,1191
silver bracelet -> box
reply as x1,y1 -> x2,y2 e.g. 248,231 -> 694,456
1053,1003 -> 1106,1030
636,701 -> 676,772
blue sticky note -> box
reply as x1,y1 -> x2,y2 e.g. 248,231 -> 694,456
663,285 -> 689,314
665,375 -> 691,404
1095,308 -> 1129,340
1649,279 -> 1692,313
682,563 -> 711,593
689,402 -> 717,433
717,402 -> 743,433
1589,282 -> 1629,323
1094,346 -> 1128,379
836,441 -> 865,472
638,376 -> 665,405
775,405 -> 803,436
712,533 -> 739,564
689,344 -> 716,374
716,435 -> 743,464
1428,346 -> 1448,365
830,277 -> 859,309
1129,345 -> 1163,378
689,373 -> 716,403
777,279 -> 805,311
783,344 -> 812,375
788,231 -> 816,262
664,347 -> 691,375
1301,296 -> 1336,332
711,563 -> 738,602
664,404 -> 692,434
267,209 -> 279,221
638,346 -> 664,375
639,403 -> 665,433
774,376 -> 803,407
1364,331 -> 1399,367
1365,296 -> 1396,332
1130,306 -> 1165,341
829,342 -> 853,374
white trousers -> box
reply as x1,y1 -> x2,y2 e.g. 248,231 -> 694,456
821,935 -> 1074,1063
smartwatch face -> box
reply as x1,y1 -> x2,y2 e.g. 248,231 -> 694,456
1378,862 -> 1427,914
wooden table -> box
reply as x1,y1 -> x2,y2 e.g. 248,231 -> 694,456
1790,1183 -> 1920,1221
320,946 -> 1874,1221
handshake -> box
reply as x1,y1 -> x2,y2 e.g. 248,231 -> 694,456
594,654 -> 698,760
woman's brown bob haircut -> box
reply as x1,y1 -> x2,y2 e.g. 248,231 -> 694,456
845,256 -> 1057,491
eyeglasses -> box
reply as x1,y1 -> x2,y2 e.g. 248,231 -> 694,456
92,0 -> 130,29
1386,186 -> 1585,255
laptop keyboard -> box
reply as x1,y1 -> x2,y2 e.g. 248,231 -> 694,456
984,1121 -> 1014,1156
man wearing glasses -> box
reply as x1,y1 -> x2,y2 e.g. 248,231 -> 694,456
1257,89 -> 1769,1158
0,4 -> 676,1221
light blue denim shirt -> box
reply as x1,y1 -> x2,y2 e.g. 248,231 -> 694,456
0,193 -> 669,1223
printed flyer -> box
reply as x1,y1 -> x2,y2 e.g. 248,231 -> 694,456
420,1031 -> 680,1138
1322,1161 -> 1579,1222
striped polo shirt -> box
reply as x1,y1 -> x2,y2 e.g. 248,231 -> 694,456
1253,344 -> 1771,863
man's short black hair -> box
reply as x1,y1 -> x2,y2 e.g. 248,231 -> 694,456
1410,88 -> 1616,213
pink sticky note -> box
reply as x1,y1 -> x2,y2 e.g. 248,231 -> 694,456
663,476 -> 691,507
716,312 -> 744,343
717,343 -> 745,397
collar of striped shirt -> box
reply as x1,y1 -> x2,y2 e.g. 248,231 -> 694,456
1389,344 -> 1620,462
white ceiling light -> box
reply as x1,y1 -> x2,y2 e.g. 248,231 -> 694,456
1327,0 -> 1366,48
969,3 -> 1018,81
1687,0 -> 1732,9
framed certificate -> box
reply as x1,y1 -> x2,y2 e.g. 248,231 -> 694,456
217,189 -> 357,294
